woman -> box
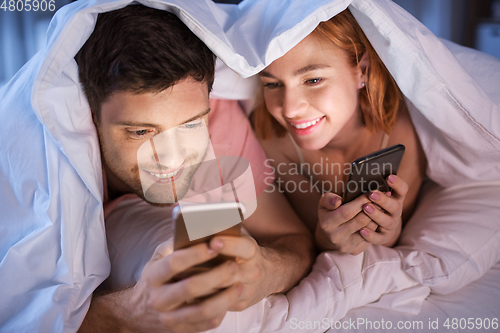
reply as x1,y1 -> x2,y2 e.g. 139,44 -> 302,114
253,9 -> 427,254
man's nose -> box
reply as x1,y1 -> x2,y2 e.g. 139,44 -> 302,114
151,130 -> 185,169
282,87 -> 308,120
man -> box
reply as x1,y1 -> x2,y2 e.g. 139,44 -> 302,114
0,3 -> 313,332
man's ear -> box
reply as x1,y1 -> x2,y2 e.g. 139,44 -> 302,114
91,110 -> 99,128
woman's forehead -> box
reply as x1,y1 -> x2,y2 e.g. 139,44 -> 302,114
263,34 -> 352,76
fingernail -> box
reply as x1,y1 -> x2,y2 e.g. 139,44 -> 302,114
369,192 -> 381,201
388,175 -> 396,184
331,197 -> 339,206
360,228 -> 369,237
364,204 -> 375,214
212,240 -> 223,249
207,248 -> 216,255
386,191 -> 392,197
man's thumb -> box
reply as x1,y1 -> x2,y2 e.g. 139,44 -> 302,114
151,238 -> 173,261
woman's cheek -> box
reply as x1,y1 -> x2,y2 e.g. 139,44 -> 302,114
265,99 -> 284,123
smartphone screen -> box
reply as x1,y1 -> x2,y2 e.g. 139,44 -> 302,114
173,202 -> 244,250
171,202 -> 244,280
343,144 -> 405,203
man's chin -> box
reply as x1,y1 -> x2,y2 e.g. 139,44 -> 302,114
134,189 -> 176,207
135,181 -> 191,207
140,197 -> 175,208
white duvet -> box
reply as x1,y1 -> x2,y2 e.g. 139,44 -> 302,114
0,0 -> 499,332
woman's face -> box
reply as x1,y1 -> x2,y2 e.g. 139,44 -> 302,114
259,33 -> 366,151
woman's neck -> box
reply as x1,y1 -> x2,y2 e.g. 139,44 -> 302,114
320,112 -> 376,162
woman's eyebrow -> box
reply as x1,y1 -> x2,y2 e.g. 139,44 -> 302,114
259,71 -> 276,78
294,64 -> 330,75
259,64 -> 331,79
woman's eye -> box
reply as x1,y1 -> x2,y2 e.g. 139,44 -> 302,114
263,82 -> 282,89
305,78 -> 322,85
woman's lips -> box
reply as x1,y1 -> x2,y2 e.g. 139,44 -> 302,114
288,116 -> 325,135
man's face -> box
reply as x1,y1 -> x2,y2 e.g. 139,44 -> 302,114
96,78 -> 210,206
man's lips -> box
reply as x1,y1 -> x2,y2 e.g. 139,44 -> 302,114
142,165 -> 184,182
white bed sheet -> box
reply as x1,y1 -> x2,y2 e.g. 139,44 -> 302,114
331,261 -> 500,333
105,177 -> 500,333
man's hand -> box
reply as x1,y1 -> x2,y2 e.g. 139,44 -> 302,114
234,189 -> 316,302
79,241 -> 243,333
208,235 -> 275,311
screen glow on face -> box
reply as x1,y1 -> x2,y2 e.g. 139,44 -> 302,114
137,117 -> 210,204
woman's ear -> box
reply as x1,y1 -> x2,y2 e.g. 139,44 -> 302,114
358,51 -> 370,88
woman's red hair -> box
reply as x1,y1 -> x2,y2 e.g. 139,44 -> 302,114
253,8 -> 403,140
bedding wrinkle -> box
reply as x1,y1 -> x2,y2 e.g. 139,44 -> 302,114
206,0 -> 499,330
444,88 -> 500,146
2,0 -> 500,331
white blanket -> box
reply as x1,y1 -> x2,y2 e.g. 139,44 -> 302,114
1,0 -> 499,331
105,179 -> 500,332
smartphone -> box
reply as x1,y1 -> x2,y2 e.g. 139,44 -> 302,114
343,144 -> 405,203
172,202 -> 245,280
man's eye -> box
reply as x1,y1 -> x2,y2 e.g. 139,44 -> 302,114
179,120 -> 203,131
305,78 -> 322,85
127,129 -> 152,139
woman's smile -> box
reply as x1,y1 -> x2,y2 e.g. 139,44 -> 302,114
287,116 -> 326,135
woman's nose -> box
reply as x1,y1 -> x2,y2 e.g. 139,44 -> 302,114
282,88 -> 308,119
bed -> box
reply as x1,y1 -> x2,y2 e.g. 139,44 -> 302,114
107,0 -> 500,331
1,0 -> 499,331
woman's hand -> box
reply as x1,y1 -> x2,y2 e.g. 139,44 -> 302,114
315,192 -> 377,255
359,174 -> 408,247
315,174 -> 408,254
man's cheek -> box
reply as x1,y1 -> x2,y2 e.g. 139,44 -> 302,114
116,142 -> 139,166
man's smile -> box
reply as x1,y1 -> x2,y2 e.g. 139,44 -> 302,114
142,165 -> 185,183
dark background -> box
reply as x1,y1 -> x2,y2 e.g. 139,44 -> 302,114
1,0 -> 499,87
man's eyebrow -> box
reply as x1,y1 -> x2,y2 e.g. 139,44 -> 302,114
259,64 -> 331,79
114,121 -> 159,127
181,107 -> 211,124
113,108 -> 211,127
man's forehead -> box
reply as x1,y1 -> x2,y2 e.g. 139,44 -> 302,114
100,79 -> 210,128
112,108 -> 211,127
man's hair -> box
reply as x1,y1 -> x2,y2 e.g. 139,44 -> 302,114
75,4 -> 216,120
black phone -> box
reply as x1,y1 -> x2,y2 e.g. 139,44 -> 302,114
171,202 -> 244,280
343,144 -> 405,203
